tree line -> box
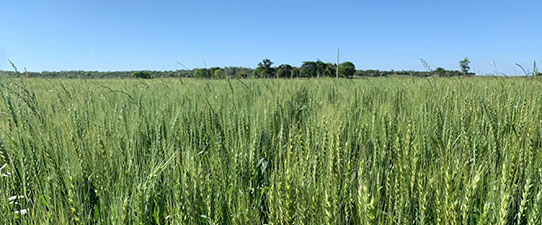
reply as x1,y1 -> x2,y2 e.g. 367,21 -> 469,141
1,58 -> 478,79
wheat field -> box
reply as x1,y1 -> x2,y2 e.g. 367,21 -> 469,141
0,77 -> 541,224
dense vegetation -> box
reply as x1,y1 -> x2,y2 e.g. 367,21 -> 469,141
0,58 -> 476,79
1,77 -> 541,224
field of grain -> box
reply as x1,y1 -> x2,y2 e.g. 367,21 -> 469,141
0,77 -> 541,224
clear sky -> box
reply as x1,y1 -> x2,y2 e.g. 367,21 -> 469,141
1,0 -> 540,75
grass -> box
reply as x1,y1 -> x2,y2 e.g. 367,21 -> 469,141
0,77 -> 541,224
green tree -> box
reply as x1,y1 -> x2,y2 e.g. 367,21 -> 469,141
300,61 -> 317,77
259,59 -> 273,69
213,69 -> 225,79
254,59 -> 274,78
459,57 -> 471,75
132,71 -> 153,79
209,67 -> 221,76
275,64 -> 293,78
434,67 -> 446,77
290,67 -> 300,78
315,60 -> 327,77
193,68 -> 211,78
338,62 -> 356,77
324,63 -> 337,77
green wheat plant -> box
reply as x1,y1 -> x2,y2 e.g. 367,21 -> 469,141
0,77 -> 541,224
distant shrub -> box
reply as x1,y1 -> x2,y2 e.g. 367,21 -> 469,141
434,67 -> 447,77
213,69 -> 225,79
132,71 -> 153,79
194,69 -> 212,78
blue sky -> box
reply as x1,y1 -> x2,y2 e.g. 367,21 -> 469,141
1,0 -> 540,74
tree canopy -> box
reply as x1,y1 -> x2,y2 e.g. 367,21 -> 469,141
459,57 -> 471,75
132,71 -> 153,79
338,62 -> 356,77
1,57 -> 478,79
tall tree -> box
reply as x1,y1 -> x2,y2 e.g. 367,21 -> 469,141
259,59 -> 273,69
459,57 -> 471,75
338,62 -> 356,77
290,67 -> 300,78
275,64 -> 293,78
254,59 -> 274,78
324,63 -> 337,77
315,60 -> 327,77
300,61 -> 317,77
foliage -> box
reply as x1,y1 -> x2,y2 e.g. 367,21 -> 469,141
193,68 -> 211,78
434,67 -> 447,76
208,67 -> 221,76
290,67 -> 300,78
132,71 -> 153,79
0,58 -> 481,79
275,64 -> 293,78
324,62 -> 336,77
300,61 -> 317,77
253,59 -> 274,78
460,57 -> 471,75
315,60 -> 327,77
338,61 -> 356,77
213,69 -> 225,79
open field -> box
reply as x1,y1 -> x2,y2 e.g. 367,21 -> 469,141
1,77 -> 542,224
